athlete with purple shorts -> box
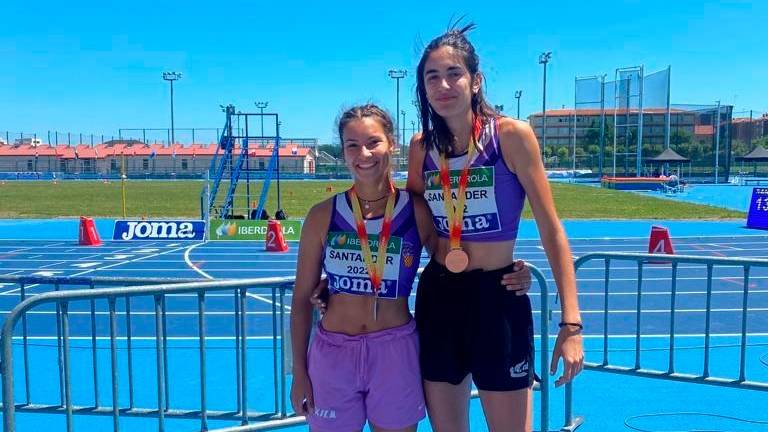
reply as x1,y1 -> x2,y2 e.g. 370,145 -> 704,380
290,105 -> 435,431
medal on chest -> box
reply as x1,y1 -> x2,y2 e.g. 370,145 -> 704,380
440,117 -> 482,273
349,182 -> 396,320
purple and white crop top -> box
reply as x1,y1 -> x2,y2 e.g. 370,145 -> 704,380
421,117 -> 526,242
323,189 -> 422,299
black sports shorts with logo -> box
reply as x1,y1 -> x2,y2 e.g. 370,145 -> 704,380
415,259 -> 535,391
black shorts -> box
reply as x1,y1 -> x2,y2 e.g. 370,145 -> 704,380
415,259 -> 535,391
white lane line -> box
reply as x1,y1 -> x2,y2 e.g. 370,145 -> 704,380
184,242 -> 212,279
11,336 -> 277,341
3,310 -> 277,316
72,262 -> 101,269
0,244 -> 193,295
184,242 -> 290,310
14,308 -> 761,316
548,308 -> 768,314
104,255 -> 134,260
8,333 -> 768,342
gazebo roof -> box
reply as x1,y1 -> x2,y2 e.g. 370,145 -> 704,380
736,145 -> 768,162
646,148 -> 690,163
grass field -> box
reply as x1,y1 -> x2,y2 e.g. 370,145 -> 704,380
0,180 -> 744,219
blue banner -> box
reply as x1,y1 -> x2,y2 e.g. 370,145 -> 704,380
113,220 -> 206,241
747,188 -> 768,230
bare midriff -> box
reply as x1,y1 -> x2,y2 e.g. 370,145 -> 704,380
434,236 -> 516,271
321,294 -> 411,335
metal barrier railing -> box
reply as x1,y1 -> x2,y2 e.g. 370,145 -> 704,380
1,266 -> 580,432
563,252 -> 768,427
1,276 -> 295,432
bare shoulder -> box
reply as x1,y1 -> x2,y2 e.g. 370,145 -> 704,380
408,132 -> 426,156
497,117 -> 538,147
496,117 -> 541,171
301,196 -> 334,238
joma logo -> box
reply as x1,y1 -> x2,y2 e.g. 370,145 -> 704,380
121,222 -> 195,240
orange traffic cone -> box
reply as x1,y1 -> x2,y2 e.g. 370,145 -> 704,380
79,216 -> 102,246
265,219 -> 289,252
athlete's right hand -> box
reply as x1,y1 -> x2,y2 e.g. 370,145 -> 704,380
500,259 -> 531,295
309,278 -> 329,316
290,371 -> 315,416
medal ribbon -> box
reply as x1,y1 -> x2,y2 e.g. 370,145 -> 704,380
349,182 -> 396,295
439,117 -> 482,249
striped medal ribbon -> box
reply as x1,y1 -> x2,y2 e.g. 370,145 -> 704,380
349,182 -> 396,320
439,117 -> 482,273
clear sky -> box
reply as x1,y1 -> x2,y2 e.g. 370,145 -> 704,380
2,0 -> 766,145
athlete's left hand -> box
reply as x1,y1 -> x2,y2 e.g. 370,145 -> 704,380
550,325 -> 584,387
500,259 -> 531,295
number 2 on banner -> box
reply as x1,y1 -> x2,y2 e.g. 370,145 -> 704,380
267,231 -> 276,248
652,240 -> 666,254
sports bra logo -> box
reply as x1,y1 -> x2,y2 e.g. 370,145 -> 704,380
423,166 -> 502,236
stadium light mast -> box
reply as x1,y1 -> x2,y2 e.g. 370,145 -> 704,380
388,69 -> 407,146
162,72 -> 182,147
515,90 -> 523,120
255,101 -> 269,139
538,52 -> 552,162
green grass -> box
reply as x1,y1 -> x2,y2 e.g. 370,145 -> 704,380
0,180 -> 744,219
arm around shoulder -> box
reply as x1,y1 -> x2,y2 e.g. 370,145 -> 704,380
406,133 -> 426,195
411,193 -> 437,256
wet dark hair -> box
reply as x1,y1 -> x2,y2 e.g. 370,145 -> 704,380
336,104 -> 396,172
415,22 -> 497,154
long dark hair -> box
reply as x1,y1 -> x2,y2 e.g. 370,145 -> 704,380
415,22 -> 497,154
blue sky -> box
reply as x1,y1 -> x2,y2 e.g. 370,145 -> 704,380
2,0 -> 766,145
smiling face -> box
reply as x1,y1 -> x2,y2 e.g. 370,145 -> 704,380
342,117 -> 393,185
423,46 -> 482,120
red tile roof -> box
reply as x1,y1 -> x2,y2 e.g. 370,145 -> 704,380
0,143 -> 314,159
530,108 -> 684,117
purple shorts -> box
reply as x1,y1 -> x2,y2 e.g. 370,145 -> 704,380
307,319 -> 426,431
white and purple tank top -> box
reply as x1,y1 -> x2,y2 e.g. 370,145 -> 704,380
421,117 -> 526,242
323,189 -> 422,299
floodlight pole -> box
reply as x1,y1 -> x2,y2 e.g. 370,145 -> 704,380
539,52 -> 552,163
162,72 -> 182,147
388,69 -> 407,146
714,100 -> 721,184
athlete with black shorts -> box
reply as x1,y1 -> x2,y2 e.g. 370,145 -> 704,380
407,23 -> 584,432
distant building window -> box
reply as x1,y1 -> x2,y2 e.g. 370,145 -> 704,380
111,159 -> 119,171
143,159 -> 149,170
27,160 -> 33,171
60,160 -> 67,172
259,160 -> 265,170
181,159 -> 188,170
83,160 -> 92,171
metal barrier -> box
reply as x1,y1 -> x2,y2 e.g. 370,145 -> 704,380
1,266 -> 580,432
1,276 -> 295,432
563,252 -> 768,427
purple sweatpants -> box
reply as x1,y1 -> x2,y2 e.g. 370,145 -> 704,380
307,319 -> 425,431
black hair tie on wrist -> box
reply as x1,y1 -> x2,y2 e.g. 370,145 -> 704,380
558,321 -> 584,331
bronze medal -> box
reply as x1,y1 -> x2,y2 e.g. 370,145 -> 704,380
445,248 -> 469,273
